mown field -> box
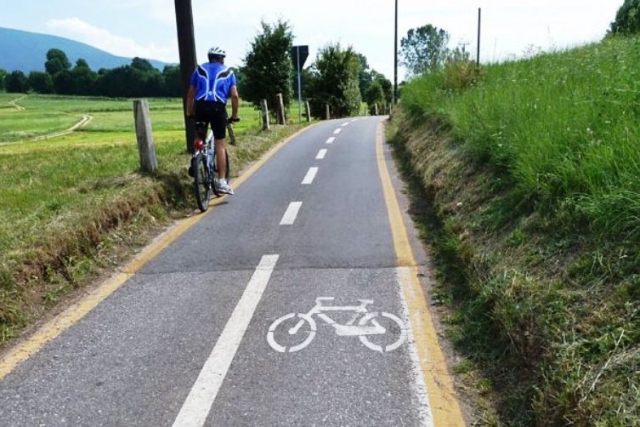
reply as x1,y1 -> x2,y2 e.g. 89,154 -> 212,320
0,94 -> 310,345
389,34 -> 640,426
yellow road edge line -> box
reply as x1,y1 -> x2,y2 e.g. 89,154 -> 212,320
0,124 -> 316,381
376,124 -> 467,426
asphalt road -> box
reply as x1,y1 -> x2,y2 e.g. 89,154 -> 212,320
0,117 -> 465,426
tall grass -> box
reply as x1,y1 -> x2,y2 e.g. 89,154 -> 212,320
394,35 -> 640,425
404,36 -> 640,241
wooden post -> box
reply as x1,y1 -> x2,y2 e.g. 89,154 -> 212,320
305,101 -> 311,122
325,104 -> 330,120
276,93 -> 285,125
227,123 -> 236,145
133,99 -> 157,173
261,99 -> 270,130
374,103 -> 379,116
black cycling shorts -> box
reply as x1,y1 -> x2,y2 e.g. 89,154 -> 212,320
194,101 -> 228,140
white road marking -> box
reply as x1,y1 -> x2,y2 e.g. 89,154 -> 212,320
333,128 -> 342,134
326,137 -> 335,144
280,202 -> 303,225
396,267 -> 435,427
341,122 -> 350,127
316,149 -> 327,160
172,254 -> 280,427
301,167 -> 319,185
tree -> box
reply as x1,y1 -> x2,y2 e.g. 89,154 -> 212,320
71,59 -> 97,95
0,68 -> 7,91
306,43 -> 362,119
610,0 -> 640,34
240,20 -> 294,117
161,65 -> 182,97
44,48 -> 71,76
364,80 -> 385,115
400,24 -> 450,77
5,71 -> 28,93
28,71 -> 54,94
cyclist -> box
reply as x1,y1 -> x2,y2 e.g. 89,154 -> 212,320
186,46 -> 239,195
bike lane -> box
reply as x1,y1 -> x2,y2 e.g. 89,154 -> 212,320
0,117 -> 467,426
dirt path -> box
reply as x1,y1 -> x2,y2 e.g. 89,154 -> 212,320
33,115 -> 93,141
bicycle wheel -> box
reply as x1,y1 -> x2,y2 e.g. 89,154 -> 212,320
211,148 -> 230,197
358,312 -> 407,353
193,152 -> 211,212
267,313 -> 316,353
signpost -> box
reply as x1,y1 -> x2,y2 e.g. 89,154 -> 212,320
291,45 -> 309,123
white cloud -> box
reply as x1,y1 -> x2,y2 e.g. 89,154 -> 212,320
46,17 -> 177,62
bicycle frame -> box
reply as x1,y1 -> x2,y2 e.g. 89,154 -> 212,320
289,297 -> 386,337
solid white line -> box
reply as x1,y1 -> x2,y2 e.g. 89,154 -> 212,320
316,149 -> 327,160
280,202 -> 303,225
326,137 -> 335,144
172,254 -> 280,427
301,167 -> 319,185
396,267 -> 435,427
333,128 -> 342,134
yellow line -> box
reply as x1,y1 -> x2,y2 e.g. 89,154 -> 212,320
376,123 -> 467,426
0,124 -> 315,381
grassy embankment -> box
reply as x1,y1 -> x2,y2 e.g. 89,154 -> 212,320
0,94 -> 310,346
389,35 -> 640,426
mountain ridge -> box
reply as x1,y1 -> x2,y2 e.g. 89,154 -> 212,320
0,27 -> 173,73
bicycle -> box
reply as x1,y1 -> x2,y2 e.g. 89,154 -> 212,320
266,297 -> 407,353
189,117 -> 239,212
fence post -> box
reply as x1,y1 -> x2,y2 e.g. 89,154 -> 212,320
261,99 -> 270,130
325,104 -> 330,120
305,101 -> 311,122
276,93 -> 285,125
374,103 -> 379,116
133,99 -> 157,173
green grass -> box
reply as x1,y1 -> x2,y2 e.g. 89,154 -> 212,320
0,93 -> 313,345
391,34 -> 640,426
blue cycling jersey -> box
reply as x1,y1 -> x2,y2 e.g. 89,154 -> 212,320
190,62 -> 237,104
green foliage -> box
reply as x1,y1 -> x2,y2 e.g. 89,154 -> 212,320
45,48 -> 71,76
0,69 -> 6,91
610,0 -> 640,34
364,80 -> 384,114
400,24 -> 450,78
306,43 -> 362,118
396,35 -> 640,426
28,71 -> 54,94
240,20 -> 294,114
5,70 -> 28,93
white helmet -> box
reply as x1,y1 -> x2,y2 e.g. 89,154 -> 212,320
207,46 -> 226,58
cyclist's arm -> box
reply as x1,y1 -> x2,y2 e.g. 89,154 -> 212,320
229,85 -> 239,119
186,85 -> 196,117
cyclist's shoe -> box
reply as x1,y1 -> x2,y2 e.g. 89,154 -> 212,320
218,179 -> 234,195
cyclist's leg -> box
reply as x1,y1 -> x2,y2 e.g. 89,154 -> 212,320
211,104 -> 228,181
193,101 -> 211,145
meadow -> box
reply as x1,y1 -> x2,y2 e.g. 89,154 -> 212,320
391,35 -> 640,425
0,94 -> 309,344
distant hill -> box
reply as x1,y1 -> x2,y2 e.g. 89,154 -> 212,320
0,27 -> 173,73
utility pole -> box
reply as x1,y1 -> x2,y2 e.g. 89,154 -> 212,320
174,0 -> 197,153
477,8 -> 482,66
393,0 -> 398,104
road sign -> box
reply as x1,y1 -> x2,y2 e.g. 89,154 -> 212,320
291,45 -> 309,72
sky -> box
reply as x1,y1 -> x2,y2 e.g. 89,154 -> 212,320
0,0 -> 624,81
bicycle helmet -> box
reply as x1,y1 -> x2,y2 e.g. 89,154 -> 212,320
207,46 -> 226,58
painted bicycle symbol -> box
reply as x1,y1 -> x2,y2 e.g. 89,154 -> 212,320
267,297 -> 407,353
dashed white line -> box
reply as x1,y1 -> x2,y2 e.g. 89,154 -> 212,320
333,128 -> 342,135
280,202 -> 303,225
326,137 -> 335,144
316,149 -> 327,160
341,122 -> 350,127
301,167 -> 319,185
172,254 -> 280,427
